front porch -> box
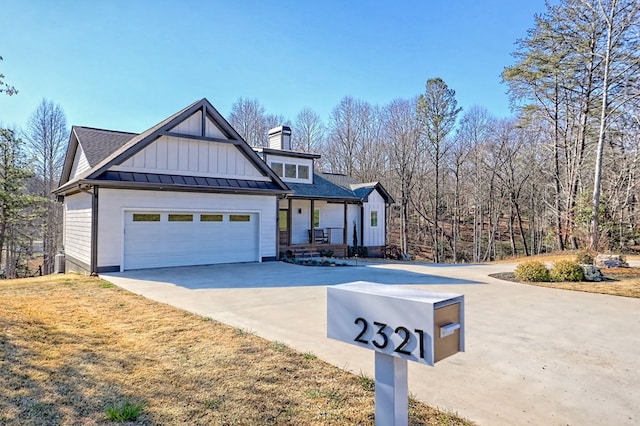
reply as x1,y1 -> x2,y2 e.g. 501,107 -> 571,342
277,197 -> 360,259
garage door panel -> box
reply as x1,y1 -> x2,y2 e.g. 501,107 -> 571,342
123,211 -> 258,270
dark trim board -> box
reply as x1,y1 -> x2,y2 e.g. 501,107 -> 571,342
97,265 -> 121,273
261,256 -> 277,262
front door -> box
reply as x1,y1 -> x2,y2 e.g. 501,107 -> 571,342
279,209 -> 289,245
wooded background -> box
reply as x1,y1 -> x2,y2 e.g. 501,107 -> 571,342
0,0 -> 638,276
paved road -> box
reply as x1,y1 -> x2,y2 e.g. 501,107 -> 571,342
102,262 -> 640,425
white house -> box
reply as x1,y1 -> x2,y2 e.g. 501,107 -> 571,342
55,99 -> 393,273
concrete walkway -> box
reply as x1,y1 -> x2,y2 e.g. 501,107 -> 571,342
102,262 -> 640,425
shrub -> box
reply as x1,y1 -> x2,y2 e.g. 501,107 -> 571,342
575,249 -> 595,265
550,260 -> 585,282
514,260 -> 550,282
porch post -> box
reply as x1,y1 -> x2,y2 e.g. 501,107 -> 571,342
310,199 -> 315,245
343,202 -> 348,246
287,198 -> 292,246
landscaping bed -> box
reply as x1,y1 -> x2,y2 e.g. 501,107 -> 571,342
490,267 -> 640,298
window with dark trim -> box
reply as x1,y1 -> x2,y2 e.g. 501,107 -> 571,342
370,211 -> 378,227
298,165 -> 309,179
200,214 -> 223,222
272,162 -> 283,177
133,213 -> 160,222
230,214 -> 251,222
169,214 -> 193,222
285,164 -> 297,178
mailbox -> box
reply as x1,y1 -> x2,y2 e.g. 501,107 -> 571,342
327,281 -> 464,366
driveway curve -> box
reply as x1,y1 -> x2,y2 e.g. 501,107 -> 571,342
102,261 -> 640,426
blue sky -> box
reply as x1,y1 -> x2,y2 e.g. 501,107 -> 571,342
1,1 -> 548,133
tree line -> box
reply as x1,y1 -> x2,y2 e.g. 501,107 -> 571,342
230,0 -> 640,262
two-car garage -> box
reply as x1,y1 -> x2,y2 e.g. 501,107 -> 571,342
123,210 -> 259,270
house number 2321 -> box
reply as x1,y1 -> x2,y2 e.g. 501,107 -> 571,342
353,317 -> 426,359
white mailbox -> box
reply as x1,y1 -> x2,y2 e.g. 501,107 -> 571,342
327,281 -> 464,366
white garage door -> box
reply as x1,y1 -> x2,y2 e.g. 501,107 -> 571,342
123,211 -> 259,270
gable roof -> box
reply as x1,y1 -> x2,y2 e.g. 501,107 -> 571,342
74,127 -> 137,166
318,172 -> 395,204
56,98 -> 289,196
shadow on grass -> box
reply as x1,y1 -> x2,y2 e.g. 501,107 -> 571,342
0,315 -> 147,424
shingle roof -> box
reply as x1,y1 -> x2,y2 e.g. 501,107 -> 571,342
73,126 -> 137,166
286,174 -> 360,200
318,172 -> 395,203
318,172 -> 358,190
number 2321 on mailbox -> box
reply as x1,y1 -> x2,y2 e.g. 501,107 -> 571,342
327,281 -> 464,366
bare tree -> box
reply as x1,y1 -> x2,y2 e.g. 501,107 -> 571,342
291,108 -> 325,153
229,98 -> 270,147
383,98 -> 424,256
24,99 -> 68,274
325,96 -> 362,176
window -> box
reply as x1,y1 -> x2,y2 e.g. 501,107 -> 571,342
298,165 -> 309,179
285,164 -> 297,178
230,214 -> 251,222
272,162 -> 283,177
169,214 -> 193,222
200,214 -> 223,222
133,213 -> 160,222
370,211 -> 378,227
313,209 -> 320,228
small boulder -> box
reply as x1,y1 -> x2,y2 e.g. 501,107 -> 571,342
595,254 -> 629,268
581,265 -> 604,282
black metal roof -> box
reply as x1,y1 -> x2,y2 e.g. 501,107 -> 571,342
94,171 -> 282,191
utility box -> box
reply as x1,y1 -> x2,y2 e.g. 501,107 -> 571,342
327,281 -> 464,366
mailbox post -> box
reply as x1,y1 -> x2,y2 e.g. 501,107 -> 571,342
327,281 -> 464,426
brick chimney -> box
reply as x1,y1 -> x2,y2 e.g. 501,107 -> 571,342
268,126 -> 291,150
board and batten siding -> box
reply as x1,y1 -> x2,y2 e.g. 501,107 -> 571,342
168,110 -> 227,139
363,190 -> 386,247
111,135 -> 267,181
69,144 -> 90,180
97,189 -> 277,269
63,191 -> 92,265
346,204 -> 361,247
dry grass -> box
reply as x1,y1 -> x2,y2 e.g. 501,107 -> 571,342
0,274 -> 471,425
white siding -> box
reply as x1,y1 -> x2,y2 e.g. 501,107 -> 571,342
314,201 -> 345,244
290,200 -> 311,244
347,204 -> 361,247
363,190 -> 386,246
169,111 -> 202,136
205,117 -> 226,138
112,135 -> 268,180
69,145 -> 90,179
64,192 -> 92,264
97,189 -> 277,268
285,200 -> 348,245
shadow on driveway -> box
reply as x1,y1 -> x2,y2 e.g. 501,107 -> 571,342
102,261 -> 484,290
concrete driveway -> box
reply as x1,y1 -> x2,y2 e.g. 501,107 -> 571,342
102,261 -> 640,425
